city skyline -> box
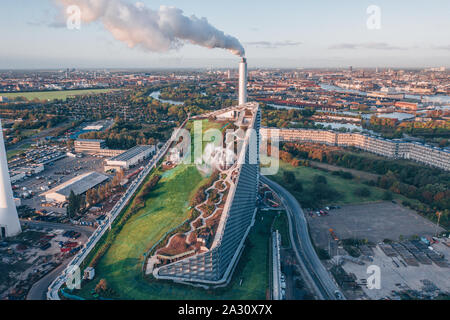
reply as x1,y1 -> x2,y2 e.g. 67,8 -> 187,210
1,0 -> 450,69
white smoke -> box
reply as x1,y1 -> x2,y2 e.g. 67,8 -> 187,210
55,0 -> 245,56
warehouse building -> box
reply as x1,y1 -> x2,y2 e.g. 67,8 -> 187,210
104,145 -> 155,171
42,171 -> 109,202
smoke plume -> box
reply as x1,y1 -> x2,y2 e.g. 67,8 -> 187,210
56,0 -> 245,56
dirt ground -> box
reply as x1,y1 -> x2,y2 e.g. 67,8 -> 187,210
307,201 -> 444,249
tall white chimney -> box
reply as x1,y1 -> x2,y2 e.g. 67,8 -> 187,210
0,120 -> 21,238
239,57 -> 248,105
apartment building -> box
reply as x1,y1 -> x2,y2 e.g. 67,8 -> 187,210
260,128 -> 450,171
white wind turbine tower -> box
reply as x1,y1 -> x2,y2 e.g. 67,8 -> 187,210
0,119 -> 21,238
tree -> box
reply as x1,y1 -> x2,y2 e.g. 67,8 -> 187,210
86,189 -> 99,206
354,187 -> 371,197
382,191 -> 393,201
293,180 -> 303,193
67,190 -> 84,218
67,190 -> 78,218
313,175 -> 327,185
112,169 -> 124,187
95,279 -> 108,293
283,171 -> 295,185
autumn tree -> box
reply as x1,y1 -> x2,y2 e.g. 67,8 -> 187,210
95,279 -> 108,293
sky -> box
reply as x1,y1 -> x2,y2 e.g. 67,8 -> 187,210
0,0 -> 449,69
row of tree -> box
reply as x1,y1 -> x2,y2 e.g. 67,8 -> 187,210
280,142 -> 450,227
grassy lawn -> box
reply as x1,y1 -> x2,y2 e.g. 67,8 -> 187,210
1,89 -> 118,101
71,118 -> 273,300
74,162 -> 273,299
6,144 -> 32,160
21,129 -> 40,137
185,119 -> 224,160
272,210 -> 291,248
267,157 -> 418,206
76,209 -> 273,300
76,164 -> 207,299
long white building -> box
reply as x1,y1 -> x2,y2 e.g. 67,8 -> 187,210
260,128 -> 450,171
0,120 -> 21,238
42,171 -> 109,203
104,145 -> 155,171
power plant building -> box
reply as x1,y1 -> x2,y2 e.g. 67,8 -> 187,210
152,102 -> 261,285
150,59 -> 260,285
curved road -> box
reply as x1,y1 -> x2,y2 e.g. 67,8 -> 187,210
260,175 -> 345,300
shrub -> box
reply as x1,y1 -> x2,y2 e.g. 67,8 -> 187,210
283,171 -> 296,185
382,191 -> 393,200
313,175 -> 327,185
293,180 -> 303,193
95,279 -> 108,293
354,187 -> 371,197
340,171 -> 353,179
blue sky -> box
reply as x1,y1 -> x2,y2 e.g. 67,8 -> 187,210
0,0 -> 449,69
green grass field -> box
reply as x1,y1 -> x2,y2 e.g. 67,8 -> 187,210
272,211 -> 291,248
1,89 -> 117,101
185,119 -> 224,161
74,161 -> 272,300
71,119 -> 273,299
268,158 -> 416,206
76,164 -> 206,299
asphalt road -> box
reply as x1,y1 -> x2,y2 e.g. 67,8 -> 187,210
260,175 -> 345,300
21,220 -> 95,235
24,220 -> 94,300
27,263 -> 68,300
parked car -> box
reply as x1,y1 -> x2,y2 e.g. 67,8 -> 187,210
40,243 -> 51,251
71,232 -> 81,239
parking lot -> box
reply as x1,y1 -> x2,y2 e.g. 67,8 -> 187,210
307,201 -> 444,249
14,155 -> 106,217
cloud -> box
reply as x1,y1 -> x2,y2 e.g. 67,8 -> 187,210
245,40 -> 302,49
433,44 -> 450,51
329,42 -> 408,50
